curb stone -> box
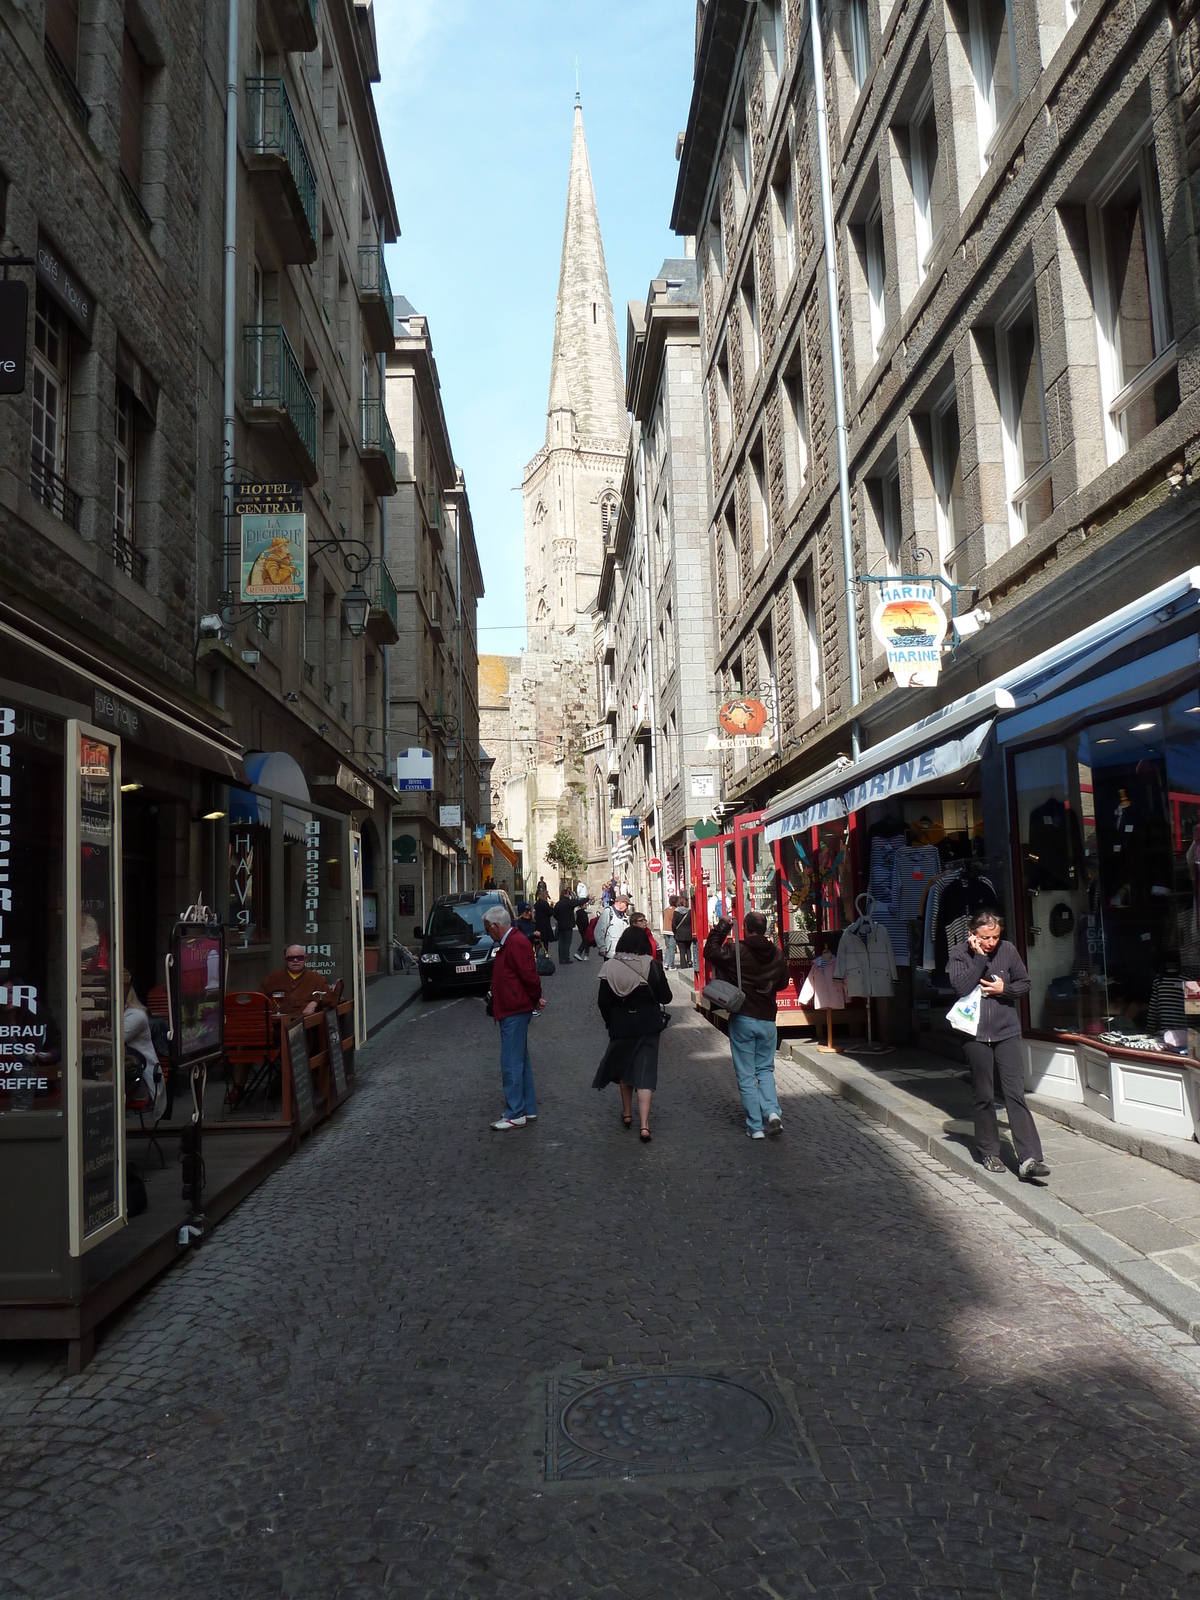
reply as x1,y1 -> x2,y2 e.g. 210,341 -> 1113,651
784,1039 -> 1200,1343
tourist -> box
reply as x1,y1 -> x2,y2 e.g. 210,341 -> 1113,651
703,912 -> 788,1139
661,894 -> 678,970
574,896 -> 591,961
595,894 -> 629,958
949,911 -> 1049,1180
673,899 -> 693,970
593,925 -> 671,1142
553,887 -> 577,966
483,904 -> 544,1130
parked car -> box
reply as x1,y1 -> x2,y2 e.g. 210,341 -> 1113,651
414,890 -> 516,997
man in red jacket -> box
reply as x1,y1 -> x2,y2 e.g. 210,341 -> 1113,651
483,904 -> 545,1130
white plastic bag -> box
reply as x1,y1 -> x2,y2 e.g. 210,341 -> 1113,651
947,985 -> 982,1036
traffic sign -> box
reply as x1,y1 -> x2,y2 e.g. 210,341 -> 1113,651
621,816 -> 640,838
648,858 -> 662,874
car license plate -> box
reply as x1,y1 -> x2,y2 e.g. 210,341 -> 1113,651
456,964 -> 475,974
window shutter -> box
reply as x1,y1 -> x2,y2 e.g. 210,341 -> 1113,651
120,29 -> 145,190
44,0 -> 80,76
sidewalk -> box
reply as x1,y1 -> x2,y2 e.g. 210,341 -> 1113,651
365,970 -> 422,1036
782,1035 -> 1200,1340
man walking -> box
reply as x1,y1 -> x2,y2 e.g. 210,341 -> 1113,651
673,899 -> 693,970
553,886 -> 576,967
704,912 -> 789,1139
661,896 -> 678,970
483,905 -> 544,1130
574,896 -> 591,961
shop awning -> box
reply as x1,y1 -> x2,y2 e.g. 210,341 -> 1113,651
765,720 -> 994,843
997,634 -> 1200,745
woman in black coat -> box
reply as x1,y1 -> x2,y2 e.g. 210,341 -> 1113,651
948,910 -> 1049,1180
593,925 -> 671,1141
533,892 -> 555,954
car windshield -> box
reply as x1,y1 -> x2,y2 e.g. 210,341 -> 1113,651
429,901 -> 495,940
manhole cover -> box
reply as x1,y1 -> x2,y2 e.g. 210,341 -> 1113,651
545,1368 -> 815,1482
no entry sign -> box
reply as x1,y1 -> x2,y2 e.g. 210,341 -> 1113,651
648,858 -> 662,874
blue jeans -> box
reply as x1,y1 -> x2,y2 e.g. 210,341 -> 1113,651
663,934 -> 677,969
728,1014 -> 781,1132
499,1012 -> 537,1120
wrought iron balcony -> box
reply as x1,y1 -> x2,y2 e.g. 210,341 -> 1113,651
243,323 -> 319,483
360,397 -> 397,494
358,244 -> 395,352
363,558 -> 399,645
245,77 -> 318,263
112,526 -> 148,586
30,453 -> 81,530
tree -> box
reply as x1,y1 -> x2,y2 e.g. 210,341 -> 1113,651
544,826 -> 585,885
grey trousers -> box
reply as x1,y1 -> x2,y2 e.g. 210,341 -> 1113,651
965,1035 -> 1043,1163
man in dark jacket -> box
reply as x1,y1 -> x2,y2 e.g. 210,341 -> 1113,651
553,890 -> 577,967
673,902 -> 693,969
574,898 -> 591,961
483,904 -> 544,1130
705,912 -> 789,1138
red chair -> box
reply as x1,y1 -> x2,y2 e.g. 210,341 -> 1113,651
146,984 -> 169,1018
222,991 -> 280,1113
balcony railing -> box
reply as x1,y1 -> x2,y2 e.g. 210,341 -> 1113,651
364,557 -> 398,629
30,454 -> 81,530
245,77 -> 318,243
112,526 -> 148,586
359,244 -> 394,326
244,323 -> 318,466
361,397 -> 396,478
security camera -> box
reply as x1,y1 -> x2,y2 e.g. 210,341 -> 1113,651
199,614 -> 225,638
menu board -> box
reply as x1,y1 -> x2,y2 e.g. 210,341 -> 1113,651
324,1008 -> 347,1100
70,724 -> 124,1253
286,1018 -> 315,1128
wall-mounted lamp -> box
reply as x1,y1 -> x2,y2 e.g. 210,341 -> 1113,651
201,808 -> 226,821
120,781 -> 143,793
343,583 -> 370,638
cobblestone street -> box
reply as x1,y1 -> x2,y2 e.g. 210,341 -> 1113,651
3,957 -> 1200,1598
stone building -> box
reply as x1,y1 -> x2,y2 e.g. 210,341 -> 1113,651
496,99 -> 629,896
671,0 -> 1200,1080
385,299 -> 484,922
595,257 -> 719,911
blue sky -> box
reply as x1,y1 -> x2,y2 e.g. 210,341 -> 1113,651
373,0 -> 697,653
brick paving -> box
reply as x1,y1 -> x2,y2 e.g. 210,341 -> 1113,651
2,956 -> 1200,1597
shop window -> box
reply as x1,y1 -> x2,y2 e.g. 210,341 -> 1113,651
1089,138 -> 1178,464
781,353 -> 809,503
910,86 -> 946,280
741,268 -> 761,376
120,26 -> 146,194
1012,688 -> 1200,1052
44,0 -> 79,77
31,285 -> 72,521
772,154 -> 796,289
997,291 -> 1052,545
848,0 -> 871,93
931,387 -> 967,579
968,0 -> 1018,174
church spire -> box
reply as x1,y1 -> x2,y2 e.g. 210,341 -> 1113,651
545,102 -> 627,446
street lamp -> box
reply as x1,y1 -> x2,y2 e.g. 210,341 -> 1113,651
342,582 -> 370,638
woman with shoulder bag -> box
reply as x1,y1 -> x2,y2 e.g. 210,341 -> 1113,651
593,926 -> 672,1142
948,910 -> 1049,1180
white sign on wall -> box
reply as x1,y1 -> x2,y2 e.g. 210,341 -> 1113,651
395,747 -> 433,791
439,805 -> 462,829
690,772 -> 716,799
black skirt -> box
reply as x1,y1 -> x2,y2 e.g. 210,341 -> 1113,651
592,1032 -> 660,1092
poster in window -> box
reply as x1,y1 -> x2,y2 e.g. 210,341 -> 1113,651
167,922 -> 225,1069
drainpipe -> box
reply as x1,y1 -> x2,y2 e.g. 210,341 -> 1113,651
637,426 -> 664,929
221,0 -> 240,613
809,0 -> 861,759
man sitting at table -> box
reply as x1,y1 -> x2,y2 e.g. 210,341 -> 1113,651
259,945 -> 333,1018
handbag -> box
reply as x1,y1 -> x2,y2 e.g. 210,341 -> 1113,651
701,924 -> 745,1013
536,952 -> 556,977
947,985 -> 982,1036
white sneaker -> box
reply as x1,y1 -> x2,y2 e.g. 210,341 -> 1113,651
747,1128 -> 765,1140
525,1113 -> 537,1121
766,1114 -> 783,1136
491,1116 -> 527,1130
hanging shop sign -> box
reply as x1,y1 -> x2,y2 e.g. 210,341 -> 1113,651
394,832 -> 418,864
690,771 -> 716,799
693,819 -> 721,840
439,805 -> 462,829
335,763 -> 374,808
707,698 -> 772,751
395,747 -> 433,791
871,580 -> 948,689
621,815 -> 641,839
235,480 -> 306,603
0,279 -> 28,395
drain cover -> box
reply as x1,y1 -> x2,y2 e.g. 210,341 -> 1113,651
545,1368 -> 814,1482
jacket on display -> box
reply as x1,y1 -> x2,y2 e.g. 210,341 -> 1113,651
947,939 -> 1030,1043
833,922 -> 897,998
799,955 -> 846,1010
491,927 -> 543,1020
703,924 -> 789,1022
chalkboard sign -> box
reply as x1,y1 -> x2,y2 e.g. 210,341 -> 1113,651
286,1019 -> 315,1129
324,1009 -> 348,1100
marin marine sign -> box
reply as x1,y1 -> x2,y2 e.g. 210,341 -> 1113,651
236,480 -> 306,604
871,580 -> 949,689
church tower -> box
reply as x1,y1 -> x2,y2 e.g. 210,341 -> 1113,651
523,100 -> 628,650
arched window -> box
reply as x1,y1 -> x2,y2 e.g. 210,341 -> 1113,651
600,493 -> 620,544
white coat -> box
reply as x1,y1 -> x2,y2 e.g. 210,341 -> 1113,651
833,922 -> 897,998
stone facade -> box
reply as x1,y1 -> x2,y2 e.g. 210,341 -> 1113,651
673,0 -> 1200,808
595,258 -> 720,913
385,302 -> 484,919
